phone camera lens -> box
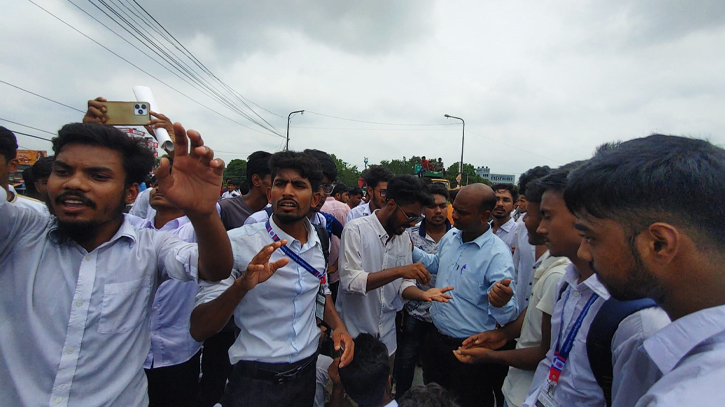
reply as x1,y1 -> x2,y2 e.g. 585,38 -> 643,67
141,104 -> 147,109
135,104 -> 140,109
138,109 -> 144,115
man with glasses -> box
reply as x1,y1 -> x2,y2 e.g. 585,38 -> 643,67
347,165 -> 394,222
337,175 -> 454,366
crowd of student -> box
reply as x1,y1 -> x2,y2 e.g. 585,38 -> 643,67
1,98 -> 724,407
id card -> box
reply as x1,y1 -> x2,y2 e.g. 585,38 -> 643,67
535,381 -> 558,407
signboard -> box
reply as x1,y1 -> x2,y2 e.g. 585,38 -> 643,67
16,150 -> 47,165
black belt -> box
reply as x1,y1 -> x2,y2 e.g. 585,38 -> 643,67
435,329 -> 466,348
234,352 -> 317,385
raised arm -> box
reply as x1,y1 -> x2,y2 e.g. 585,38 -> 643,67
190,240 -> 288,341
156,123 -> 232,281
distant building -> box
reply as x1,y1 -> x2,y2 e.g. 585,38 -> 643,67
475,166 -> 515,184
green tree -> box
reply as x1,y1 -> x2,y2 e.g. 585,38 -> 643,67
330,154 -> 361,187
446,162 -> 491,187
223,159 -> 247,184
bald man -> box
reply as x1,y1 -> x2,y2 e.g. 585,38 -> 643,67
413,184 -> 518,407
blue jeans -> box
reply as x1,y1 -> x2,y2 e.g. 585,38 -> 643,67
393,310 -> 434,399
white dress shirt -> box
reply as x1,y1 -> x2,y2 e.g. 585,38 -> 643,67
494,216 -> 519,250
7,187 -> 49,214
522,264 -> 671,407
502,252 -> 569,407
512,224 -> 537,314
129,187 -> 155,220
336,212 -> 416,355
196,217 -> 325,364
346,201 -> 371,222
635,304 -> 725,406
0,188 -> 200,407
221,189 -> 241,199
136,216 -> 203,369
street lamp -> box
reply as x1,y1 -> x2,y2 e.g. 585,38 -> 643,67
444,114 -> 465,188
286,110 -> 304,151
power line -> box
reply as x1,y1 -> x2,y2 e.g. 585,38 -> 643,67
26,0 -> 284,139
0,118 -> 57,135
80,0 -> 283,136
7,130 -> 53,142
0,80 -> 85,114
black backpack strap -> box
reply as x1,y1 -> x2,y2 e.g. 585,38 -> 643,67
586,297 -> 658,406
314,223 -> 330,267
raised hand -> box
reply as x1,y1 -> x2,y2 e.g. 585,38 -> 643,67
453,347 -> 495,364
234,241 -> 289,292
155,122 -> 224,216
332,329 -> 355,368
398,262 -> 431,285
83,97 -> 107,124
421,286 -> 454,303
144,111 -> 175,154
460,329 -> 508,350
488,278 -> 514,308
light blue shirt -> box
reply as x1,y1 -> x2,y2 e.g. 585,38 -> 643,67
413,226 -> 518,338
135,216 -> 203,369
346,201 -> 371,222
0,188 -> 200,407
196,217 -> 325,364
636,304 -> 725,407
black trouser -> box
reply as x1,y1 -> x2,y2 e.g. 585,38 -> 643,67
393,311 -> 434,399
422,330 -> 496,407
145,350 -> 201,407
196,329 -> 236,407
220,353 -> 317,407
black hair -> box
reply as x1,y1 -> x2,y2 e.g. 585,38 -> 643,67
268,151 -> 323,192
303,149 -> 337,182
339,333 -> 390,407
386,175 -> 434,206
428,183 -> 450,201
32,156 -> 55,180
518,166 -> 551,197
52,123 -> 155,186
492,183 -> 519,202
246,151 -> 272,184
22,167 -> 38,194
0,126 -> 18,162
449,188 -> 459,203
362,165 -> 394,190
331,183 -> 349,196
398,383 -> 460,407
349,186 -> 363,197
565,134 -> 725,246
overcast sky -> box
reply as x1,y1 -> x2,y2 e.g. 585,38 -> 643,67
3,0 -> 725,178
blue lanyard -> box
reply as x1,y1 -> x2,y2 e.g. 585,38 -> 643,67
548,289 -> 599,384
265,219 -> 326,284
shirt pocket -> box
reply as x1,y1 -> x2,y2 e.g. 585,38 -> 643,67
98,276 -> 153,334
454,271 -> 484,307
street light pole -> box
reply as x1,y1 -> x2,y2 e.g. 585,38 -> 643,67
286,110 -> 304,151
444,114 -> 465,188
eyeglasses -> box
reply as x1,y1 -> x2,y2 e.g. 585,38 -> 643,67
320,183 -> 333,194
376,188 -> 387,196
397,204 -> 423,224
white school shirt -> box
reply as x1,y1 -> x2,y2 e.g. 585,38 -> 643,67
346,201 -> 371,222
196,217 -> 325,364
522,264 -> 671,407
0,188 -> 200,407
512,224 -> 537,314
502,252 -> 569,407
494,216 -> 519,250
635,304 -> 725,406
135,216 -> 203,369
336,212 -> 416,355
7,186 -> 49,214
